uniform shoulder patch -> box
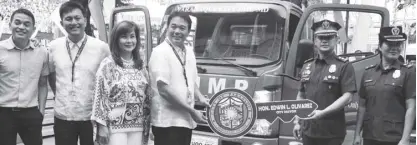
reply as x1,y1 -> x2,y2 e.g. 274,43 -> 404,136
336,56 -> 348,62
365,64 -> 376,70
304,58 -> 314,63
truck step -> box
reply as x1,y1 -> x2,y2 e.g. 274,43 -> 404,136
45,99 -> 55,109
42,125 -> 54,137
42,108 -> 54,126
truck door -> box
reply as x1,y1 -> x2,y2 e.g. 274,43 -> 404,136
279,4 -> 390,145
109,6 -> 153,63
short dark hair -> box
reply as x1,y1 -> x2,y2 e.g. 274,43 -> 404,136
378,37 -> 384,47
59,1 -> 87,20
167,12 -> 192,31
10,8 -> 35,25
109,21 -> 143,70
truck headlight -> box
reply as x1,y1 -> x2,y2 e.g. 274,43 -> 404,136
249,90 -> 273,136
249,119 -> 272,136
253,90 -> 272,103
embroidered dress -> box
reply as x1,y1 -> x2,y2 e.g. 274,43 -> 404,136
91,57 -> 151,145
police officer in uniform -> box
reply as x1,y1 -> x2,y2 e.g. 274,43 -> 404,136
293,20 -> 357,145
353,26 -> 416,145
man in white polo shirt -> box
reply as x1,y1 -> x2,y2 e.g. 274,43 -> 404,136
149,12 -> 209,145
0,8 -> 49,145
48,1 -> 110,145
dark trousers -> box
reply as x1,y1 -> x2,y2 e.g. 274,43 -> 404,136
363,139 -> 398,145
0,107 -> 43,145
152,126 -> 192,145
302,134 -> 344,145
54,117 -> 94,145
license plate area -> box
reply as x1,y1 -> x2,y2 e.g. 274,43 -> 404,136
221,140 -> 241,145
191,135 -> 218,145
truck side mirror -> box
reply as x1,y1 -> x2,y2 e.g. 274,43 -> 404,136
295,39 -> 314,68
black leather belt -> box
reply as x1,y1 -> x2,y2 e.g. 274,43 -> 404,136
0,106 -> 37,111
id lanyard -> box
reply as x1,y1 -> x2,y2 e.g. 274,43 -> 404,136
167,40 -> 188,87
167,40 -> 192,103
66,37 -> 88,82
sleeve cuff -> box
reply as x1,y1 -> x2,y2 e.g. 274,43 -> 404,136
342,87 -> 357,94
406,93 -> 416,99
91,116 -> 108,127
156,76 -> 170,85
299,84 -> 305,92
48,65 -> 55,73
41,70 -> 50,76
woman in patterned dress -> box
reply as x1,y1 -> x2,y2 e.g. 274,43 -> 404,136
91,20 -> 151,145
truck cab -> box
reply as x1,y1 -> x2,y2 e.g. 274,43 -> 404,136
158,0 -> 302,144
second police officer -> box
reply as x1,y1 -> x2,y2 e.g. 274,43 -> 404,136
293,20 -> 357,145
353,26 -> 416,145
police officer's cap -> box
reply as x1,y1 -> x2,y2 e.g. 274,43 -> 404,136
311,20 -> 342,36
379,26 -> 407,42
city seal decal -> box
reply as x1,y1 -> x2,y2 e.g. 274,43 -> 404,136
207,88 -> 257,138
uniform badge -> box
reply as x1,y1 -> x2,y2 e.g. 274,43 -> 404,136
322,21 -> 330,29
329,64 -> 336,73
393,70 -> 401,79
70,90 -> 76,97
392,27 -> 400,35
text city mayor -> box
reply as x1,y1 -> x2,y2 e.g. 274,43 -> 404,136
258,103 -> 314,113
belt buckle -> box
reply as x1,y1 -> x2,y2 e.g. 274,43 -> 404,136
12,108 -> 21,111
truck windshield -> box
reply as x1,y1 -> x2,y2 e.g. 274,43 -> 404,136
162,3 -> 286,65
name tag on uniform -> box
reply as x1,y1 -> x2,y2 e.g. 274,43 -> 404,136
365,79 -> 373,83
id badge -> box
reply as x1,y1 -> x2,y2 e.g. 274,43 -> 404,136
186,90 -> 193,105
70,85 -> 77,97
69,90 -> 76,97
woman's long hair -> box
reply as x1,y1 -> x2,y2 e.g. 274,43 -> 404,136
109,21 -> 143,70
